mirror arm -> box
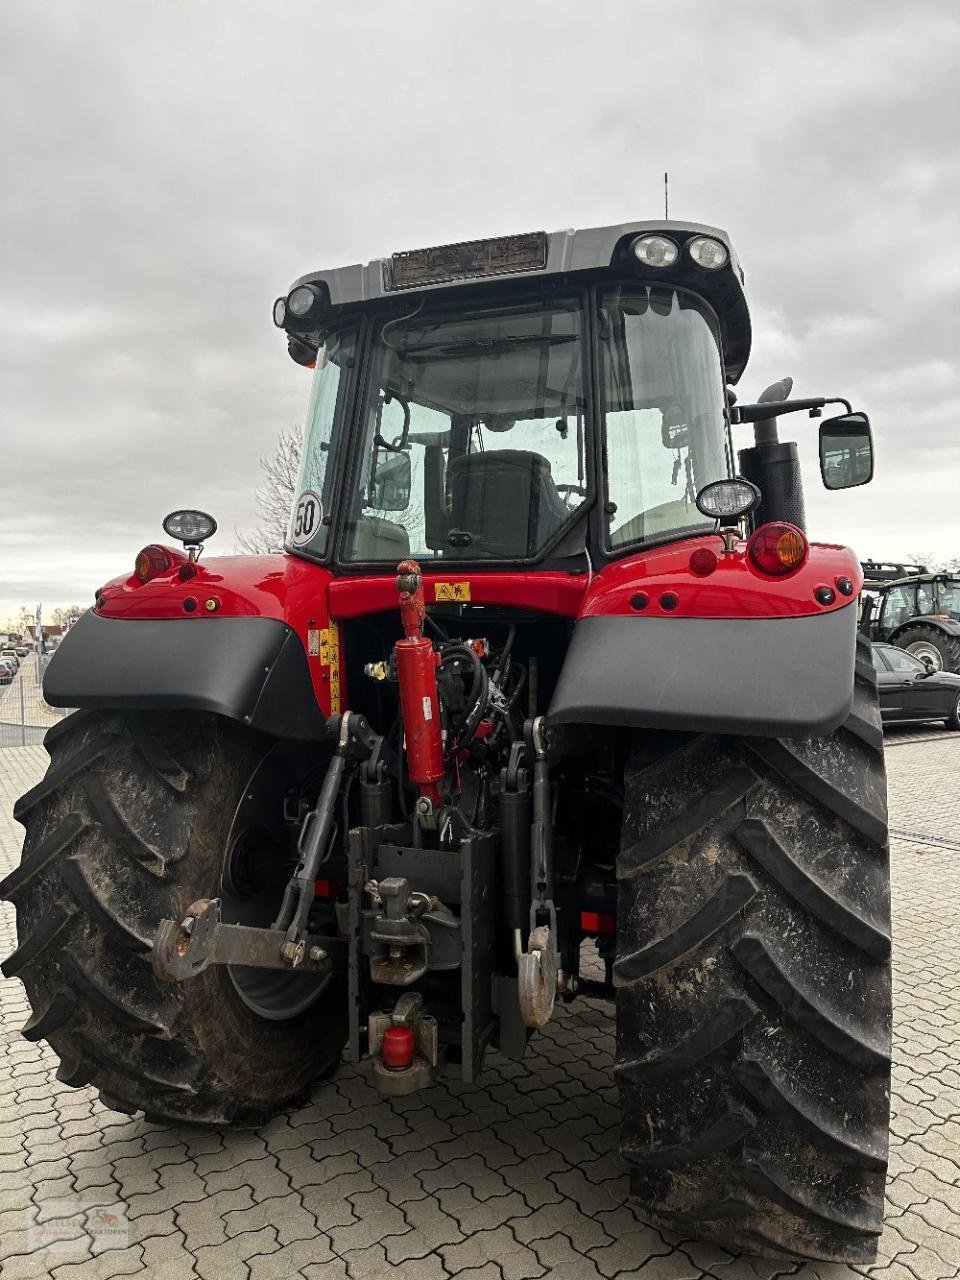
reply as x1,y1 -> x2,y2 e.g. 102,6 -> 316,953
733,396 -> 852,425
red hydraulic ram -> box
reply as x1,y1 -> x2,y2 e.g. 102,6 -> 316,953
394,560 -> 443,804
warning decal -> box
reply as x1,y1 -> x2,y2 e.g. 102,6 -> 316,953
434,581 -> 471,603
314,622 -> 341,714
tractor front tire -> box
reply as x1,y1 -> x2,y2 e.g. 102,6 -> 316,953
615,635 -> 891,1262
897,624 -> 960,674
1,710 -> 347,1126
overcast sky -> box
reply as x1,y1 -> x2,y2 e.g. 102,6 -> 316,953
2,0 -> 958,621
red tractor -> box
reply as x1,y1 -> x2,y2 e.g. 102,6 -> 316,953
2,223 -> 890,1262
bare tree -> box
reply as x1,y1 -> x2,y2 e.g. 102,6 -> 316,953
235,425 -> 302,553
907,550 -> 960,574
51,605 -> 83,628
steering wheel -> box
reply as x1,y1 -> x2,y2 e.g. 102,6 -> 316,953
555,483 -> 587,509
374,392 -> 411,452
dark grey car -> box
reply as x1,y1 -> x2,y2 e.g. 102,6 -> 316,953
871,642 -> 960,729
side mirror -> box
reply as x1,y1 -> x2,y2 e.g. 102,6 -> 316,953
819,411 -> 873,490
370,449 -> 411,511
922,656 -> 935,674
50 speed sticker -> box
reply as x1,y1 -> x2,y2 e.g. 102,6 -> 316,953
291,491 -> 322,546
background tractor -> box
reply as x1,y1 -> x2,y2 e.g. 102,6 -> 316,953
860,561 -> 960,672
2,221 -> 890,1263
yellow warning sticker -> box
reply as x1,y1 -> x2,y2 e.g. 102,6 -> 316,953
434,581 -> 471,603
314,623 -> 341,714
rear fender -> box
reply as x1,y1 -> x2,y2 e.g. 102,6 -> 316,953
547,605 -> 858,738
44,612 -> 329,739
548,539 -> 863,738
45,550 -> 340,738
890,616 -> 960,641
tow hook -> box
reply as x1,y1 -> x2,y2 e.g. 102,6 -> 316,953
368,992 -> 438,1097
518,924 -> 557,1028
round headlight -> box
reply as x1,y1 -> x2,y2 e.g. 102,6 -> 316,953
162,509 -> 218,544
272,297 -> 287,327
687,236 -> 729,270
695,478 -> 761,521
632,235 -> 679,269
287,285 -> 318,318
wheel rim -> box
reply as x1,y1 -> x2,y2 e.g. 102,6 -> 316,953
220,745 -> 331,1022
905,640 -> 943,671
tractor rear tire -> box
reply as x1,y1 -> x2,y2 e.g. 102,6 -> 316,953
615,634 -> 891,1262
1,710 -> 347,1126
897,625 -> 960,674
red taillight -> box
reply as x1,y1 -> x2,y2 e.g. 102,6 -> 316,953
581,911 -> 616,934
747,522 -> 808,576
134,544 -> 174,582
689,547 -> 719,577
381,1025 -> 415,1070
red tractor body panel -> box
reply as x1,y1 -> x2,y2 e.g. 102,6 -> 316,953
91,535 -> 862,729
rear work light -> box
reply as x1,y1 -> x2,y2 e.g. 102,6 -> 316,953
134,544 -> 174,582
748,522 -> 808,576
632,234 -> 679,268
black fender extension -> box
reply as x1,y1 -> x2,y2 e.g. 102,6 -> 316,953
42,611 -> 328,740
547,603 -> 858,739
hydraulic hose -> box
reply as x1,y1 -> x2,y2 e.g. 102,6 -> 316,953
440,644 -> 489,748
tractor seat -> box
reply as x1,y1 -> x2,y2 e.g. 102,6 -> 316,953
445,449 -> 570,558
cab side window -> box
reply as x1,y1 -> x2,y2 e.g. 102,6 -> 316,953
880,586 -> 914,630
915,584 -> 934,615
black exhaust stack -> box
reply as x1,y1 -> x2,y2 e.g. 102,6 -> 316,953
738,376 -> 806,530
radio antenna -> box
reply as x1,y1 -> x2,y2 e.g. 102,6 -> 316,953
664,171 -> 669,220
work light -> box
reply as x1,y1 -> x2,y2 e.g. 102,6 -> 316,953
687,236 -> 729,270
287,285 -> 319,318
695,478 -> 760,521
632,235 -> 679,268
163,510 -> 218,545
272,297 -> 287,327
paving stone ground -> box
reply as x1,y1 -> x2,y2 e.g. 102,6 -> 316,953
1,727 -> 958,1280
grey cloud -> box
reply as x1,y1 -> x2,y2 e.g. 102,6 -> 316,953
2,0 -> 959,617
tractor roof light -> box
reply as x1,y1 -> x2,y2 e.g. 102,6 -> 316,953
748,522 -> 809,576
695,478 -> 761,523
687,235 -> 729,270
272,297 -> 287,327
632,234 -> 679,269
287,284 -> 321,319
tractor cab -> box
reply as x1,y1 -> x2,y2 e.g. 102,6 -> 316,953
276,226 -> 749,573
276,224 -> 872,576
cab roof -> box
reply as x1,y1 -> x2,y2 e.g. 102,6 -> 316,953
284,220 -> 752,382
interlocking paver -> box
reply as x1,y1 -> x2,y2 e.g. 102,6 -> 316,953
246,1234 -> 338,1279
380,1192 -> 464,1262
192,1226 -> 280,1279
2,737 -> 960,1278
174,1183 -> 257,1249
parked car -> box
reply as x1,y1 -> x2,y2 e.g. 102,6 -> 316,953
0,649 -> 20,671
871,642 -> 960,729
14,646 -> 29,658
0,659 -> 15,686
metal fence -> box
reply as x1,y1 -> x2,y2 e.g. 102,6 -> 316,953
0,655 -> 71,748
